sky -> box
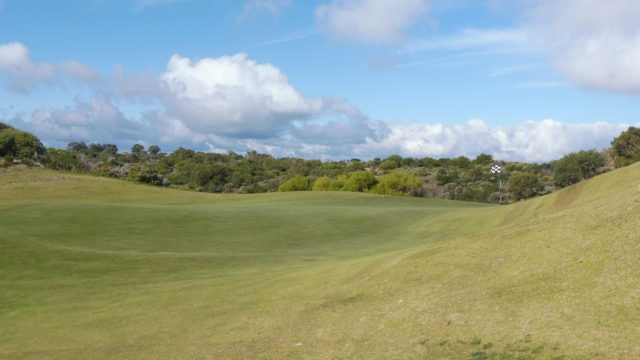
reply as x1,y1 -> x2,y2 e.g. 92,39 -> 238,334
1,0 -> 639,162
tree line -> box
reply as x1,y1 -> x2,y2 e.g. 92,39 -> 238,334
2,122 -> 639,204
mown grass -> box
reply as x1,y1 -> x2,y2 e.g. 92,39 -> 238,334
0,164 -> 639,359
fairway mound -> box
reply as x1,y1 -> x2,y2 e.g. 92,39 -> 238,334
0,164 -> 639,359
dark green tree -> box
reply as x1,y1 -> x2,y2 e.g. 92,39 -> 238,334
67,142 -> 88,152
611,127 -> 640,167
474,153 -> 493,165
507,172 -> 542,200
573,149 -> 605,179
148,145 -> 161,157
0,128 -> 45,160
553,156 -> 583,188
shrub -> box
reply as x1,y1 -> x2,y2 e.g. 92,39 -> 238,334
44,149 -> 81,171
312,177 -> 332,191
342,171 -> 377,192
279,175 -> 310,192
127,164 -> 163,185
553,156 -> 582,188
0,128 -> 45,160
507,172 -> 542,200
611,126 -> 640,167
371,170 -> 420,196
379,159 -> 399,170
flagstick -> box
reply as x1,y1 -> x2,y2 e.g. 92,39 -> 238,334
490,164 -> 503,204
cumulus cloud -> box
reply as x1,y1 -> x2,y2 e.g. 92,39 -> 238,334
0,42 -> 100,92
157,53 -> 355,139
353,119 -> 636,162
16,95 -> 144,148
6,44 -> 635,162
316,0 -> 430,44
522,0 -> 640,94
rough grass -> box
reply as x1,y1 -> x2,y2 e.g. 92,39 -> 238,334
0,164 -> 639,359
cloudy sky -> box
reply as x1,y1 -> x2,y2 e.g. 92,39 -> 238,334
1,0 -> 639,162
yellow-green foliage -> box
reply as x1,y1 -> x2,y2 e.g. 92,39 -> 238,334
278,174 -> 310,191
342,171 -> 377,192
312,176 -> 331,191
371,170 -> 420,195
1,164 -> 639,359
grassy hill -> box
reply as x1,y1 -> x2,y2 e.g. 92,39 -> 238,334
0,164 -> 638,359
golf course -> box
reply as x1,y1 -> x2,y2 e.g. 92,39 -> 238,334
1,164 -> 639,359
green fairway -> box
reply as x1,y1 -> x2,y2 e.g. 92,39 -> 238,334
1,165 -> 639,359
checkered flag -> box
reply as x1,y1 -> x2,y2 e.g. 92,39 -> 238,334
490,165 -> 502,174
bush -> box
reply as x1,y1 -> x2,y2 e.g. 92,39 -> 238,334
279,175 -> 310,192
329,174 -> 349,191
44,149 -> 81,171
0,128 -> 45,160
379,159 -> 399,170
507,172 -> 542,200
127,164 -> 162,185
611,126 -> 640,167
573,149 -> 605,178
371,170 -> 420,196
553,156 -> 582,188
342,171 -> 377,192
312,177 -> 331,191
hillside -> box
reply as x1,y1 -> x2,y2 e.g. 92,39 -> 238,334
0,164 -> 639,359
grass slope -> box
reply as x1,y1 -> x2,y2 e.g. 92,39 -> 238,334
0,165 -> 638,359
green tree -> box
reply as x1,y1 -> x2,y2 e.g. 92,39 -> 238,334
127,164 -> 162,185
553,156 -> 582,188
67,142 -> 88,152
379,159 -> 399,170
611,127 -> 640,167
507,172 -> 542,200
103,144 -> 118,155
279,175 -> 310,192
449,156 -> 471,168
148,145 -> 161,157
329,174 -> 349,191
573,149 -> 605,179
44,149 -> 81,171
474,153 -> 493,165
371,170 -> 421,196
131,144 -> 146,160
342,171 -> 377,192
0,128 -> 45,160
312,177 -> 332,191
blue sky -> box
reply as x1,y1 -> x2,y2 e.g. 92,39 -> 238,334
1,0 -> 639,161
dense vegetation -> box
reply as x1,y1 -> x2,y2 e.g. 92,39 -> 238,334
2,122 -> 639,203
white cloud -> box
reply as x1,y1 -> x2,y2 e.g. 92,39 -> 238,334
17,98 -> 636,161
0,42 -> 56,92
523,0 -> 640,94
353,119 -> 636,162
316,0 -> 430,44
157,53 -> 354,138
18,95 -> 144,148
0,42 -> 29,68
58,61 -> 101,83
0,42 -> 100,92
